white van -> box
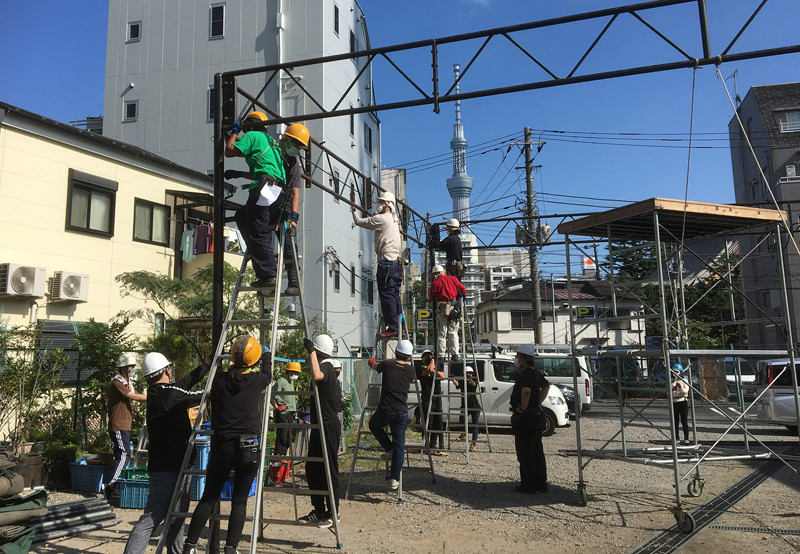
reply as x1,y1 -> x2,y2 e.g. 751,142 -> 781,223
755,358 -> 800,431
414,353 -> 571,437
521,346 -> 593,412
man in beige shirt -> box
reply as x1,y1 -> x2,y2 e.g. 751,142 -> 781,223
352,191 -> 403,339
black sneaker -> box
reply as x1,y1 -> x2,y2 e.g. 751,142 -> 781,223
318,511 -> 340,528
283,285 -> 300,296
182,542 -> 198,554
298,511 -> 326,525
251,277 -> 276,289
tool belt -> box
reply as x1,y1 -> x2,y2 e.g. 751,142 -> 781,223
437,300 -> 454,317
237,434 -> 260,465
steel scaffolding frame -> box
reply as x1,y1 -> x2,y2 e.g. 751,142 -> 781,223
558,198 -> 800,533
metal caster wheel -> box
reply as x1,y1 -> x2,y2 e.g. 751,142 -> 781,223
577,485 -> 588,507
687,479 -> 704,497
673,509 -> 695,534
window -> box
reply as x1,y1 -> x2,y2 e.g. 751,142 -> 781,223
333,4 -> 339,35
493,360 -> 517,383
124,100 -> 138,121
350,264 -> 356,296
350,30 -> 360,66
533,357 -> 574,378
209,3 -> 225,39
207,87 -> 215,121
349,109 -> 355,136
776,110 -> 800,133
128,21 -> 141,42
65,169 -> 117,237
511,310 -> 533,330
364,123 -> 372,155
155,313 -> 165,336
333,261 -> 341,292
362,267 -> 373,305
133,198 -> 171,246
330,169 -> 340,203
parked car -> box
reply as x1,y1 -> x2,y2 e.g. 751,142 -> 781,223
725,358 -> 756,402
558,385 -> 576,418
413,353 -> 571,437
755,358 -> 800,431
523,347 -> 593,412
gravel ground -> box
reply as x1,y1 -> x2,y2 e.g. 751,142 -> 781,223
32,403 -> 800,553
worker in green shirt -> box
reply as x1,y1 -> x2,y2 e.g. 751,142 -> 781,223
226,111 -> 286,291
271,362 -> 301,456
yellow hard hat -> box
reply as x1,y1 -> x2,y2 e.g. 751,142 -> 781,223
284,124 -> 310,147
245,111 -> 269,123
286,361 -> 302,373
230,336 -> 262,368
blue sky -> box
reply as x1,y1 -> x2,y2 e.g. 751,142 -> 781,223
1,0 -> 798,274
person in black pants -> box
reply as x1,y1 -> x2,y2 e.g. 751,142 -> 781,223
671,364 -> 691,445
454,366 -> 481,452
510,344 -> 550,495
417,350 -> 446,455
183,337 -> 272,554
299,335 -> 342,528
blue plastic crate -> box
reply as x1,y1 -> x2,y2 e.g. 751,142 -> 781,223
119,478 -> 149,509
193,442 -> 210,470
70,463 -> 114,493
220,475 -> 257,500
191,475 -> 206,500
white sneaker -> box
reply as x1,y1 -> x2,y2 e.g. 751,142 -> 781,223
380,450 -> 392,460
388,479 -> 399,490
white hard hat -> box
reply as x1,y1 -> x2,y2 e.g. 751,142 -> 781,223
446,218 -> 460,229
516,344 -> 537,358
330,359 -> 342,370
117,353 -> 137,368
141,352 -> 170,378
421,349 -> 433,357
465,366 -> 474,375
432,264 -> 445,274
396,340 -> 414,356
378,191 -> 396,204
313,334 -> 334,356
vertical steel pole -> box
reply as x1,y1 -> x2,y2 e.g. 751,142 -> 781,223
775,225 -> 800,440
212,73 -> 225,352
696,0 -> 712,60
654,211 -> 682,510
565,236 -> 586,503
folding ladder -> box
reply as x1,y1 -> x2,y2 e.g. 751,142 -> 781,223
425,298 -> 492,463
155,209 -> 342,553
344,317 -> 436,504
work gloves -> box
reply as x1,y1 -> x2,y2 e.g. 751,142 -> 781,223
231,120 -> 241,134
224,170 -> 244,180
285,211 -> 299,237
304,338 -> 315,354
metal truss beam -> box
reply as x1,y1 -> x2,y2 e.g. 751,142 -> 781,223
221,0 -> 800,126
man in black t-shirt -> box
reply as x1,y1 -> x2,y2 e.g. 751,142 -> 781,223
299,335 -> 342,528
510,344 -> 550,495
368,340 -> 417,490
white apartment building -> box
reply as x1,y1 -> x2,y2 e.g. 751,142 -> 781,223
102,0 -> 382,347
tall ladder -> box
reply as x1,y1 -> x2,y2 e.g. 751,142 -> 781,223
155,210 -> 342,553
344,317 -> 436,503
425,298 -> 491,463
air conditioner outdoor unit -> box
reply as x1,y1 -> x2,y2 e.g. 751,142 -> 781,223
50,271 -> 90,303
0,263 -> 47,298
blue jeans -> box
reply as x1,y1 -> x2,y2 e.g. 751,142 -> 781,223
123,472 -> 189,554
377,261 -> 403,332
369,409 -> 408,481
459,410 -> 481,442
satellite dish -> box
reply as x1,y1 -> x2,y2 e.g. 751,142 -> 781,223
11,266 -> 36,295
62,274 -> 83,299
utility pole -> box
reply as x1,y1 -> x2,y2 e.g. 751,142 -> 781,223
524,127 -> 543,344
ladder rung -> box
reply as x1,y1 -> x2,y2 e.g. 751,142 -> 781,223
270,423 -> 321,429
192,429 -> 213,435
169,512 -> 254,522
264,488 -> 332,496
237,286 -> 275,292
265,455 -> 325,463
260,517 -> 308,526
278,325 -> 304,330
182,469 -> 207,476
229,318 -> 273,325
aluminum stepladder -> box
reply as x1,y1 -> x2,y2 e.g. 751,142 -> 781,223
425,297 -> 491,464
155,200 -> 342,553
132,421 -> 148,467
344,315 -> 436,504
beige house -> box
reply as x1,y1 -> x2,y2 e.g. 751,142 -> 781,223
0,101 -> 233,340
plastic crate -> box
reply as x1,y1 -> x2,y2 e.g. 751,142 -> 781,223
119,478 -> 149,509
191,475 -> 206,500
70,463 -> 114,493
120,466 -> 148,480
193,442 -> 210,471
220,475 -> 257,500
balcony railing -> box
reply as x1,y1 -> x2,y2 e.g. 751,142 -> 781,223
779,120 -> 800,133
